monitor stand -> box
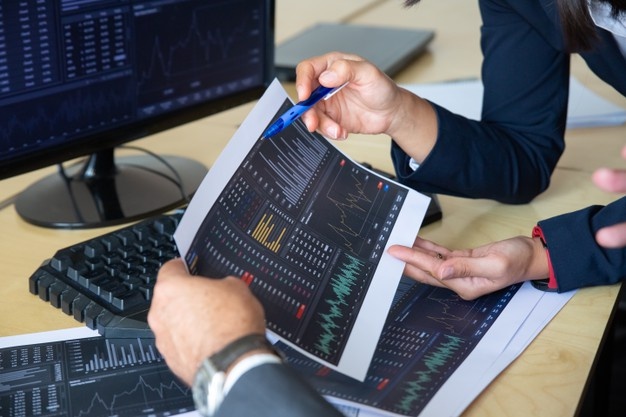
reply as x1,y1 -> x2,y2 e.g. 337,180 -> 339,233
15,148 -> 207,229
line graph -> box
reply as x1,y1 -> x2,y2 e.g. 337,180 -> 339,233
134,0 -> 265,98
394,335 -> 464,414
71,371 -> 192,417
299,253 -> 370,364
392,283 -> 500,337
305,159 -> 398,259
325,163 -> 376,251
0,78 -> 133,156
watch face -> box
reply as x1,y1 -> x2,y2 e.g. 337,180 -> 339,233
192,334 -> 277,416
193,359 -> 226,416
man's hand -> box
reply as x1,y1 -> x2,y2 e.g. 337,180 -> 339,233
148,258 -> 266,385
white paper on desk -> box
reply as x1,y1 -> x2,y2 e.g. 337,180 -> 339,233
401,77 -> 626,128
452,288 -> 575,417
174,79 -> 430,381
423,283 -> 575,417
0,326 -> 99,348
318,282 -> 574,417
0,327 -> 200,417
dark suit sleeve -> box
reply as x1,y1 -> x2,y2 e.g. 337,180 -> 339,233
215,363 -> 344,417
538,196 -> 626,293
392,0 -> 569,204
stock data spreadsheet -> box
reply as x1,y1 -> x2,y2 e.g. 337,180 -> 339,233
184,101 -> 410,367
176,80 -> 429,380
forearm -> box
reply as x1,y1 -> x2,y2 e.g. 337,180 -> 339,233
391,103 -> 562,203
538,197 -> 626,292
385,86 -> 438,164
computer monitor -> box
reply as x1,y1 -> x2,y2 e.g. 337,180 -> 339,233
0,0 -> 275,229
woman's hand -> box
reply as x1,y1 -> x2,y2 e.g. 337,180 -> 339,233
388,236 -> 549,300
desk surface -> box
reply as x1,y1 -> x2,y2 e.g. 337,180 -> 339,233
1,1 -> 625,417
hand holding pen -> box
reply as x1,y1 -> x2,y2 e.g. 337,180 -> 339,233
262,82 -> 348,140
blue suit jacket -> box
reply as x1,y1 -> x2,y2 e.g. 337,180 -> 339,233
216,2 -> 626,415
216,363 -> 343,417
391,0 -> 626,292
392,0 -> 626,204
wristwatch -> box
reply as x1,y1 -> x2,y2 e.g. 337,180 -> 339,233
192,333 -> 278,416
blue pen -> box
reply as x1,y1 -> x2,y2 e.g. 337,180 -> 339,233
261,82 -> 348,139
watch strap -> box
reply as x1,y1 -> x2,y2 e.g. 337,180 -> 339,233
193,333 -> 280,417
211,333 -> 278,371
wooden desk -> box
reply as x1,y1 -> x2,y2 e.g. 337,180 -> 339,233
0,1 -> 624,417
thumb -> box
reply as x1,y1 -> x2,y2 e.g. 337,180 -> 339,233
438,257 -> 493,280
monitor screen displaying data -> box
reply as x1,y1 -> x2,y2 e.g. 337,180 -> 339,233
0,0 -> 275,228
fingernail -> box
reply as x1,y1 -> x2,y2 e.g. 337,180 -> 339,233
319,71 -> 337,84
327,126 -> 338,139
441,266 -> 453,280
296,84 -> 304,101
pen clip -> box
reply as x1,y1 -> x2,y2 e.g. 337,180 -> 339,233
323,82 -> 349,101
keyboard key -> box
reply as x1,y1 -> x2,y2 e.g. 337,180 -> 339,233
28,210 -> 185,338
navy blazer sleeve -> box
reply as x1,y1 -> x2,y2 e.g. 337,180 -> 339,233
216,363 -> 343,417
538,196 -> 626,292
392,0 -> 626,204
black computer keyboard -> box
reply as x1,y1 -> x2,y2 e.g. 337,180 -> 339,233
28,209 -> 185,338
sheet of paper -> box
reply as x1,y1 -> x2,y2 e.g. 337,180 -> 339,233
174,79 -> 431,381
401,77 -> 626,128
280,280 -> 574,417
423,285 -> 575,417
0,327 -> 199,417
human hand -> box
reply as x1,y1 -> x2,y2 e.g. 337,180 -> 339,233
147,258 -> 266,386
387,236 -> 549,300
593,145 -> 626,248
295,52 -> 436,162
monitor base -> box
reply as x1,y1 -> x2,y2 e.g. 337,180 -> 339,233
15,149 -> 207,229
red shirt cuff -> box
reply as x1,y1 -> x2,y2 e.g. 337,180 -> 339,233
532,225 -> 557,290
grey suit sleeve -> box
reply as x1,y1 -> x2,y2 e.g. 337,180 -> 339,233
215,363 -> 344,417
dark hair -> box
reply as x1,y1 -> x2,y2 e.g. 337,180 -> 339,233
538,0 -> 626,51
556,0 -> 597,51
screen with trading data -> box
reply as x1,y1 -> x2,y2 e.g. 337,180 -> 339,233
176,80 -> 429,380
0,335 -> 193,417
0,0 -> 270,169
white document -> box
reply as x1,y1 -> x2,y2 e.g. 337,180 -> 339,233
314,283 -> 575,417
0,327 -> 200,417
174,79 -> 430,381
423,285 -> 575,417
0,326 -> 99,348
402,77 -> 626,128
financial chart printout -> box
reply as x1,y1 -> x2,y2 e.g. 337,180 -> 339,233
279,278 -> 523,417
0,330 -> 193,417
175,79 -> 430,380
